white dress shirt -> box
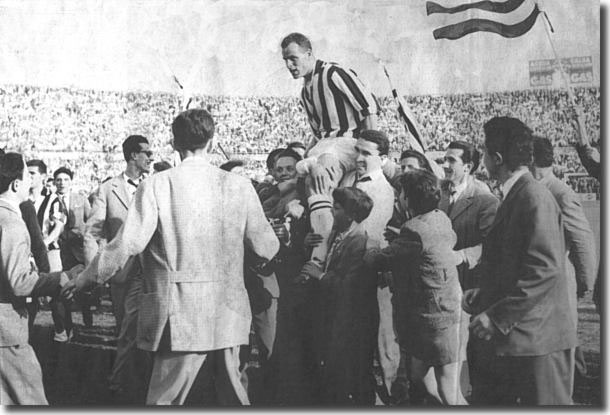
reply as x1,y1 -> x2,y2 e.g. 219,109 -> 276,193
353,168 -> 394,248
500,168 -> 528,200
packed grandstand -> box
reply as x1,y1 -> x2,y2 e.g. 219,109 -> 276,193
0,84 -> 600,197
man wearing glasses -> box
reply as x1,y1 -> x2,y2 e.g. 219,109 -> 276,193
83,135 -> 153,399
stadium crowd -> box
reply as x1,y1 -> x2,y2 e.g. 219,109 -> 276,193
0,84 -> 600,198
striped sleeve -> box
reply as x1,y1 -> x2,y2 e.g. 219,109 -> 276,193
329,66 -> 378,117
300,87 -> 321,138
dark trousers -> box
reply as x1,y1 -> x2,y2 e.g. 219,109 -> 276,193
470,345 -> 574,405
53,247 -> 96,332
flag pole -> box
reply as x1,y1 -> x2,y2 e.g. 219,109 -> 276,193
537,5 -> 589,144
539,11 -> 577,107
155,51 -> 230,161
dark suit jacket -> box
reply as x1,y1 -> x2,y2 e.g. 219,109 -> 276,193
468,172 -> 578,357
439,178 -> 499,290
58,191 -> 91,268
19,200 -> 50,273
313,225 -> 379,404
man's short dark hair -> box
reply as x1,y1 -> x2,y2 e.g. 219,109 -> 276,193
400,149 -> 433,173
483,117 -> 533,171
122,135 -> 149,162
287,141 -> 307,152
399,169 -> 441,216
53,166 -> 73,180
153,161 -> 172,173
359,130 -> 390,156
532,136 -> 554,168
0,152 -> 25,194
266,148 -> 286,171
447,140 -> 480,173
220,159 -> 245,172
332,187 -> 374,224
275,149 -> 303,165
172,109 -> 215,152
280,33 -> 312,51
26,159 -> 47,175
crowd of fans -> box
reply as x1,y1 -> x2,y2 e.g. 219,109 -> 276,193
0,84 -> 600,197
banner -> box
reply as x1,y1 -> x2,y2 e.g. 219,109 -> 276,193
529,56 -> 594,87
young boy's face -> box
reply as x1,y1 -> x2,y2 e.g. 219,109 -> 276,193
274,156 -> 297,183
332,202 -> 352,232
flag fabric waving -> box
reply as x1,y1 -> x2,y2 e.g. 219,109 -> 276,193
382,67 -> 427,152
382,66 -> 445,179
427,0 -> 542,40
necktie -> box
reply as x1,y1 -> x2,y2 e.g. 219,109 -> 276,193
58,194 -> 67,211
127,179 -> 139,188
447,190 -> 457,216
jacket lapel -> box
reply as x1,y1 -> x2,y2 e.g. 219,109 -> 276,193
111,176 -> 130,210
449,181 -> 476,220
488,172 -> 531,232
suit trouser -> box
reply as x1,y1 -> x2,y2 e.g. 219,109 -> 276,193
0,345 -> 48,405
109,275 -> 148,389
53,249 -> 93,333
146,347 -> 249,405
471,347 -> 575,405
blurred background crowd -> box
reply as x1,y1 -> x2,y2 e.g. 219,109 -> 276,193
0,84 -> 600,198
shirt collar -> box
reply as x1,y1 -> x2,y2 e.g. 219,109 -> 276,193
180,154 -> 210,164
452,177 -> 469,201
313,60 -> 324,75
500,169 -> 528,200
336,221 -> 360,240
123,172 -> 142,185
358,168 -> 384,182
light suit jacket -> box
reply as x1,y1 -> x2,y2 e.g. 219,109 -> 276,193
0,200 -> 62,346
540,173 -> 597,325
84,174 -> 139,284
79,157 -> 279,352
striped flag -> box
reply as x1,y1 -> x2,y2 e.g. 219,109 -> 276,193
427,0 -> 542,40
382,66 -> 445,179
382,67 -> 427,152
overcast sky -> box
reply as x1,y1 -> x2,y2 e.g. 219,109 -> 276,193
0,0 -> 600,96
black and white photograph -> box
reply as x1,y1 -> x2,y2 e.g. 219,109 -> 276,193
0,0 -> 602,407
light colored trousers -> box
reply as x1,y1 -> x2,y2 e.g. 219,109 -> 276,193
377,286 -> 400,395
0,345 -> 48,405
147,347 -> 249,405
47,249 -> 63,272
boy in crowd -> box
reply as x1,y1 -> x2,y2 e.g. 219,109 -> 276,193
300,187 -> 378,405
